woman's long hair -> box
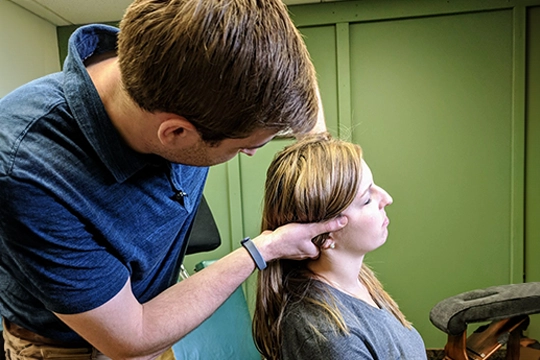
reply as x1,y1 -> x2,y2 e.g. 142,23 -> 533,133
252,133 -> 410,360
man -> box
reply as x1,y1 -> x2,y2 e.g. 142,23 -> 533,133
0,0 -> 346,359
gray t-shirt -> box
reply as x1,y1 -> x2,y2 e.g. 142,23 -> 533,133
281,283 -> 427,359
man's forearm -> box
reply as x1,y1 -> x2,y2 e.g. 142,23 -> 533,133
139,247 -> 257,354
57,246 -> 257,360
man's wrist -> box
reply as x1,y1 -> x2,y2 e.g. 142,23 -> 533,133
240,237 -> 267,270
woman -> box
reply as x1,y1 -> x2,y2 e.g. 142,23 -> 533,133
253,133 -> 426,359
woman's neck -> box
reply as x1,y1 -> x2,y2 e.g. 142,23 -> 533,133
308,255 -> 379,308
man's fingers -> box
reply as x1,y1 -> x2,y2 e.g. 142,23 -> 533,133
318,215 -> 347,235
254,216 -> 348,262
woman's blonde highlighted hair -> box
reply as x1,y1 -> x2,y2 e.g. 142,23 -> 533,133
253,133 -> 410,360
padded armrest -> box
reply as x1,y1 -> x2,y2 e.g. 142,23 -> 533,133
430,283 -> 540,336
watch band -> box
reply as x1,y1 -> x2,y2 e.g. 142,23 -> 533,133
241,237 -> 267,270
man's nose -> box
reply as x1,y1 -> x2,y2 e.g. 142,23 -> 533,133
241,148 -> 257,156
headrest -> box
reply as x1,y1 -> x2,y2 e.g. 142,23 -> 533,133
429,282 -> 540,335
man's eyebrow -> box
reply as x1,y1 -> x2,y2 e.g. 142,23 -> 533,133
244,138 -> 273,150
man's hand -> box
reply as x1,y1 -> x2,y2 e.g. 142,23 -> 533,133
252,216 -> 348,262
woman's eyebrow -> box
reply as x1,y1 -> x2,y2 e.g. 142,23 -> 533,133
359,184 -> 373,198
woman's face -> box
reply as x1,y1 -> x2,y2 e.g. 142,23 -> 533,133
332,159 -> 393,255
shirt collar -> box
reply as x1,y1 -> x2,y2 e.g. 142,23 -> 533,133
63,24 -> 159,183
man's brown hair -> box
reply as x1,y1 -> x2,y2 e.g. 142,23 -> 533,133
118,0 -> 318,142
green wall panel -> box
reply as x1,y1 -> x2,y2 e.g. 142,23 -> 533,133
239,140 -> 295,241
348,10 -> 514,347
525,6 -> 540,282
300,25 -> 340,135
525,5 -> 540,340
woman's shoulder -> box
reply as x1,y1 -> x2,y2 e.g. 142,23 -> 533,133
283,299 -> 329,326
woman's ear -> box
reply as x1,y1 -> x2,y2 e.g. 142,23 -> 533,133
157,116 -> 198,146
320,238 -> 336,250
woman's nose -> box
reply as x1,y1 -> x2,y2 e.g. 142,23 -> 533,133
378,186 -> 393,207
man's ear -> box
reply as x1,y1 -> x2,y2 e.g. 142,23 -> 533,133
157,116 -> 199,146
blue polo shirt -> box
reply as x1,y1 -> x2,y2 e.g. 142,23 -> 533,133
0,24 -> 208,342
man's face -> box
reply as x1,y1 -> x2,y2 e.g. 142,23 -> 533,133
167,129 -> 277,166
